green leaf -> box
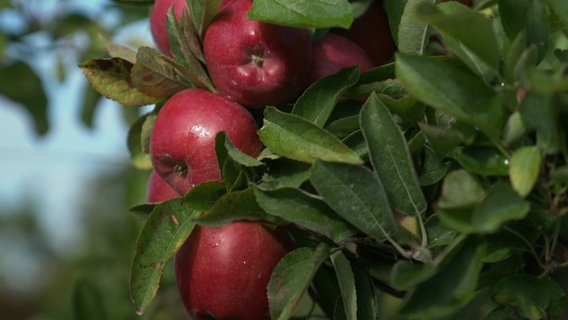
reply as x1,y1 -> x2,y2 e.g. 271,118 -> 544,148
0,61 -> 49,135
268,244 -> 331,320
493,275 -> 550,320
330,251 -> 357,320
258,158 -> 311,190
254,187 -> 357,242
418,147 -> 449,186
509,146 -> 542,197
350,257 -> 379,320
126,113 -> 155,170
552,0 -> 568,24
396,54 -> 506,140
80,84 -> 102,129
310,160 -> 411,244
80,58 -> 162,107
397,0 -> 431,55
419,123 -> 466,157
258,107 -> 362,164
130,47 -> 191,98
399,237 -> 486,319
182,181 -> 226,210
417,1 -> 500,78
98,34 -> 137,63
194,187 -> 277,226
438,170 -> 485,209
520,92 -> 565,155
72,278 -> 108,320
390,260 -> 437,291
472,182 -> 530,233
130,198 -> 199,314
248,0 -> 353,29
360,94 -> 427,216
452,146 -> 509,176
217,132 -> 264,168
292,66 -> 360,127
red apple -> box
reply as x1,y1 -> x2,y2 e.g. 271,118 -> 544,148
146,170 -> 181,202
149,88 -> 263,195
175,221 -> 293,320
308,33 -> 375,83
203,0 -> 312,108
149,0 -> 188,55
341,0 -> 396,66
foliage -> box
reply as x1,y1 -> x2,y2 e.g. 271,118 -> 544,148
81,0 -> 568,319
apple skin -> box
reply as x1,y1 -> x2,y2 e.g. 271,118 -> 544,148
203,0 -> 312,108
146,170 -> 181,203
149,88 -> 263,195
308,33 -> 375,83
175,222 -> 293,320
149,0 -> 188,55
340,0 -> 396,66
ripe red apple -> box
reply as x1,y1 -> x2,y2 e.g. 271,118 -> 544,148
149,0 -> 188,55
308,33 -> 375,83
203,0 -> 312,108
149,88 -> 263,195
146,170 -> 181,202
341,0 -> 396,66
175,221 -> 293,320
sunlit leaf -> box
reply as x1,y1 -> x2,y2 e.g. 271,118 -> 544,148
248,0 -> 353,29
509,146 -> 542,197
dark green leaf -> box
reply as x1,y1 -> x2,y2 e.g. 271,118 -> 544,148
126,113 -> 155,170
520,92 -> 565,155
390,260 -> 436,291
80,58 -> 162,107
399,237 -> 486,318
72,278 -> 108,320
248,0 -> 353,29
258,159 -> 311,190
360,94 -> 427,216
509,146 -> 542,197
268,244 -> 331,320
349,256 -> 379,320
438,170 -> 485,209
80,84 -> 102,129
330,251 -> 357,320
418,147 -> 448,186
258,107 -> 362,164
182,181 -> 226,211
396,54 -> 506,140
0,61 -> 49,135
552,0 -> 568,24
493,275 -> 550,320
419,123 -> 466,157
130,198 -> 199,314
292,66 -> 360,127
452,146 -> 509,176
310,160 -> 413,244
254,187 -> 357,242
472,182 -> 530,233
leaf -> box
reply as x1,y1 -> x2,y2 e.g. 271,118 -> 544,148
217,132 -> 265,168
258,107 -> 362,165
130,198 -> 200,314
98,34 -> 137,63
194,187 -> 277,226
254,187 -> 357,242
330,251 -> 357,320
258,158 -> 311,190
417,1 -> 500,77
520,92 -> 565,155
438,170 -> 485,209
80,58 -> 162,107
80,84 -> 102,129
493,275 -> 551,320
396,54 -> 506,141
552,0 -> 568,24
509,146 -> 542,197
399,237 -> 487,319
390,260 -> 437,291
349,257 -> 379,320
418,147 -> 449,186
310,160 -> 411,244
397,0 -> 431,55
0,61 -> 49,135
182,181 -> 226,211
248,0 -> 353,29
268,244 -> 331,320
292,66 -> 360,127
72,278 -> 108,320
126,113 -> 155,170
452,146 -> 509,176
472,182 -> 530,233
130,47 -> 191,98
360,94 -> 427,216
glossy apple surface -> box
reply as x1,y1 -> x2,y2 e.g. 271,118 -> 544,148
175,221 -> 293,320
308,33 -> 375,83
341,0 -> 396,66
146,170 -> 181,202
149,0 -> 188,55
203,0 -> 312,108
149,88 -> 263,195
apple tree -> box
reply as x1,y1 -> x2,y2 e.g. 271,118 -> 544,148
81,0 -> 568,319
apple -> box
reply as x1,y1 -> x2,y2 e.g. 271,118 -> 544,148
149,0 -> 188,55
149,88 -> 263,195
146,170 -> 181,203
203,0 -> 312,108
340,0 -> 396,66
308,33 -> 375,83
175,221 -> 293,320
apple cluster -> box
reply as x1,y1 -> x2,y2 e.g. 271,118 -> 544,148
145,0 -> 395,319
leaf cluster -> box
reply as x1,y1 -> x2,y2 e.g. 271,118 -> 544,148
82,0 -> 568,319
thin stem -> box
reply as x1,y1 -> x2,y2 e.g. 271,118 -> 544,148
504,226 -> 546,270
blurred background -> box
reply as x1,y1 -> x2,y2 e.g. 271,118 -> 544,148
0,0 -> 185,318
